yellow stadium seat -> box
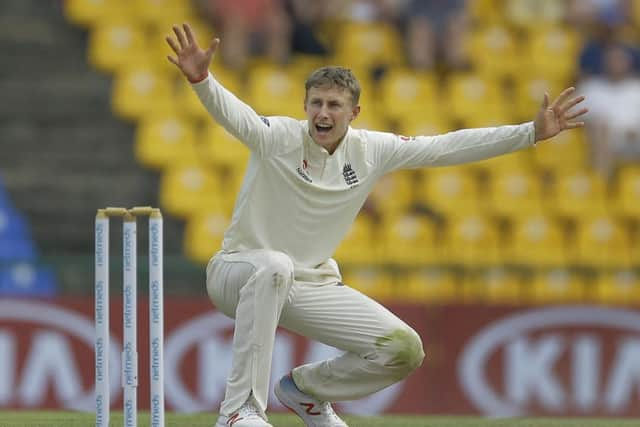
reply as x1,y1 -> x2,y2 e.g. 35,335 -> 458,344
381,214 -> 440,266
471,149 -> 533,173
184,212 -> 230,264
444,214 -> 501,266
200,123 -> 250,169
505,0 -> 567,29
288,54 -> 327,80
341,268 -> 396,301
246,64 -> 305,118
594,270 -> 640,306
465,25 -> 520,80
550,170 -> 608,219
159,162 -> 224,218
528,268 -> 586,304
572,216 -> 632,268
506,214 -> 568,267
462,268 -> 524,304
333,22 -> 404,71
533,128 -> 588,173
446,73 -> 509,127
368,171 -> 415,217
467,0 -> 505,25
88,21 -> 148,73
65,0 -> 128,28
401,269 -> 459,304
485,169 -> 544,218
522,26 -> 581,82
111,64 -> 175,120
378,69 -> 438,122
134,114 -> 199,169
418,166 -> 479,215
218,167 -> 247,217
613,166 -> 640,218
350,110 -> 388,132
514,76 -> 563,122
130,0 -> 194,27
334,214 -> 380,265
397,115 -> 451,137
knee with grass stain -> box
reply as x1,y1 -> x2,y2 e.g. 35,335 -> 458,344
375,328 -> 425,379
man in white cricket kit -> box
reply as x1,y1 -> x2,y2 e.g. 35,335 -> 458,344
167,23 -> 587,427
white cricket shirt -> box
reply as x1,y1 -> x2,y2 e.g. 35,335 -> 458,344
193,74 -> 535,282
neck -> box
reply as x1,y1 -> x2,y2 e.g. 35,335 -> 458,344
311,129 -> 348,155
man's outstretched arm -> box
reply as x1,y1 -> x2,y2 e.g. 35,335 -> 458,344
165,23 -> 294,158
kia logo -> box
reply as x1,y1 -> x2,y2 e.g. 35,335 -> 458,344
0,300 -> 121,410
459,306 -> 640,417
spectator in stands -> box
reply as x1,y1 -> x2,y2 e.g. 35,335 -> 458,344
578,43 -> 640,178
193,0 -> 291,70
402,0 -> 470,71
193,0 -> 329,70
568,0 -> 640,77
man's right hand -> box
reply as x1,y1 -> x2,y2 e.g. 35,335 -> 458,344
166,23 -> 219,83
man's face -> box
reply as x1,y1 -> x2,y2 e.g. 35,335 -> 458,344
304,85 -> 360,151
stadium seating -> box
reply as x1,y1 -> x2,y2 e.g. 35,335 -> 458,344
505,214 -> 568,267
382,214 -> 440,266
63,0 -> 640,306
183,211 -> 229,264
461,268 -> 524,304
134,114 -> 199,169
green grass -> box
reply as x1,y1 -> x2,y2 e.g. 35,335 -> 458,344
0,412 -> 637,427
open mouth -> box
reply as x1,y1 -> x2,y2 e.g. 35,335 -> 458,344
315,123 -> 333,134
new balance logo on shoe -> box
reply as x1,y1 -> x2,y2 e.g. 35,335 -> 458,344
275,373 -> 349,427
227,413 -> 244,426
300,402 -> 321,416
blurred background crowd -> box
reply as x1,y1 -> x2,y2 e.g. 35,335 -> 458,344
0,0 -> 639,305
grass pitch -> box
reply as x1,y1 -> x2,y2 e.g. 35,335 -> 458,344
0,411 -> 636,427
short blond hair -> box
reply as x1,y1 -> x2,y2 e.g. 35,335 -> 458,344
304,66 -> 361,105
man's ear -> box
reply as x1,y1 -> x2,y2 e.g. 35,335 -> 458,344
350,105 -> 361,121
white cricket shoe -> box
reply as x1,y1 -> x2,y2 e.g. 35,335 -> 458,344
274,374 -> 348,427
214,398 -> 273,427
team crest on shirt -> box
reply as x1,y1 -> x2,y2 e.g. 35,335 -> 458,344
399,135 -> 416,142
342,163 -> 359,188
297,166 -> 312,183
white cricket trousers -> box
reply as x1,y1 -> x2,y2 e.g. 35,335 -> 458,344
206,249 -> 425,417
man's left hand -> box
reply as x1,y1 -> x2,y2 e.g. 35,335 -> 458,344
534,87 -> 588,142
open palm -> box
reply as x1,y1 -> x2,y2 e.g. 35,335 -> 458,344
534,87 -> 588,142
166,23 -> 219,82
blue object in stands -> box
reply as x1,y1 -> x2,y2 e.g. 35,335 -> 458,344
0,207 -> 32,240
0,207 -> 37,260
0,262 -> 58,296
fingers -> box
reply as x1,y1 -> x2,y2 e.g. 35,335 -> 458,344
167,55 -> 179,67
206,37 -> 221,56
565,107 -> 589,121
173,25 -> 187,48
165,35 -> 180,55
183,23 -> 196,46
542,92 -> 549,109
550,87 -> 575,109
561,95 -> 586,113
